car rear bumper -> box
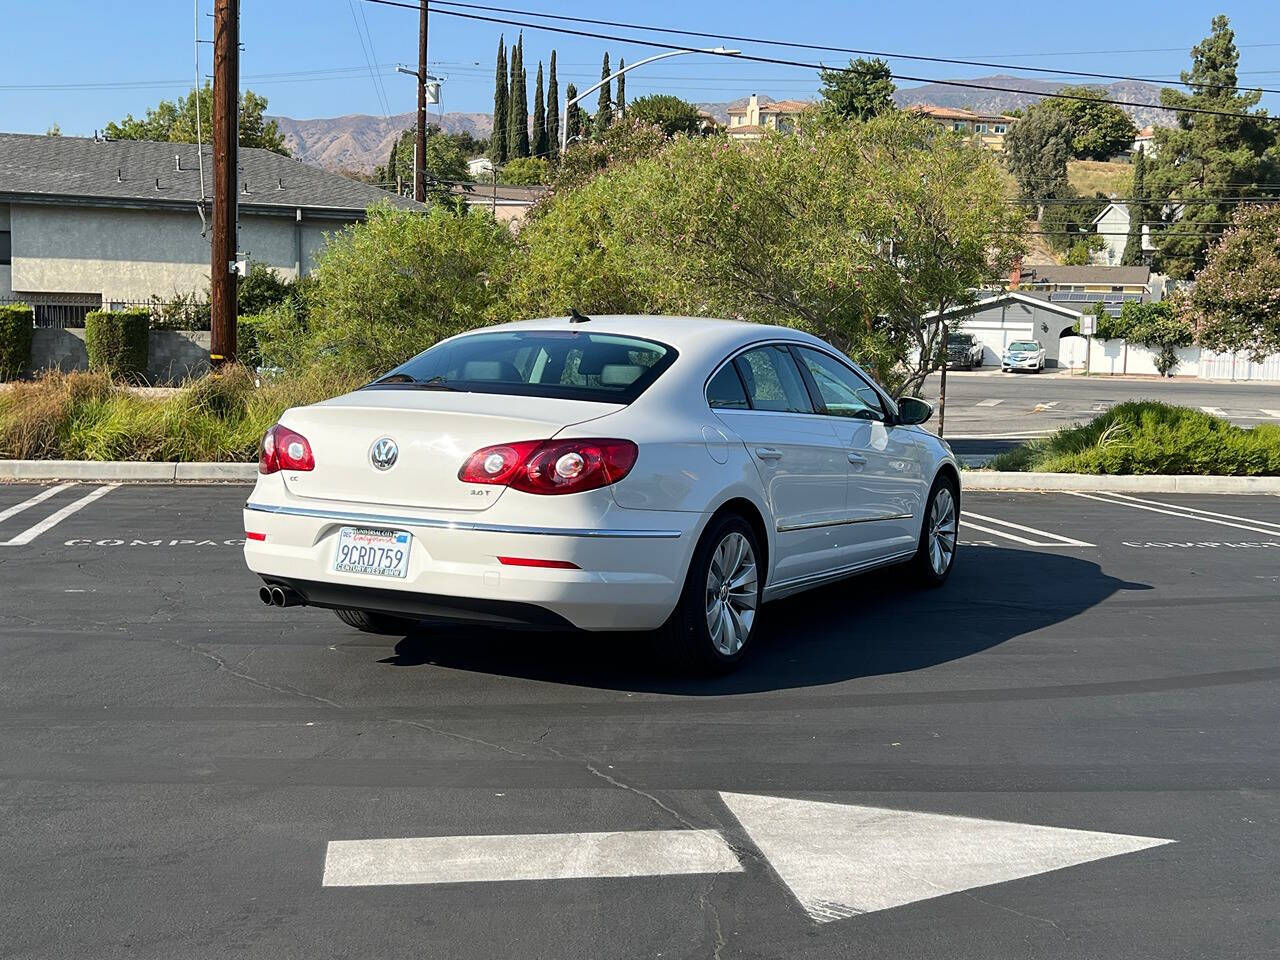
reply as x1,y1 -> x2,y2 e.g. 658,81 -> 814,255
242,491 -> 700,632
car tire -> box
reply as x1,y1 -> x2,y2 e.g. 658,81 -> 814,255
333,608 -> 419,635
657,513 -> 763,673
912,475 -> 959,587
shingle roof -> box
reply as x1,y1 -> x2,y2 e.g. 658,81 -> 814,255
1022,265 -> 1151,286
0,133 -> 422,215
905,103 -> 1016,123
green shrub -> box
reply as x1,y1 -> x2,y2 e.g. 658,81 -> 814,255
147,291 -> 210,331
987,401 -> 1280,476
0,303 -> 34,380
85,309 -> 149,379
499,156 -> 550,186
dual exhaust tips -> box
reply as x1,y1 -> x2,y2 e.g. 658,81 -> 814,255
258,585 -> 303,608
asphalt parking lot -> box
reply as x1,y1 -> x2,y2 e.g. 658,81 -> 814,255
2,482 -> 1278,959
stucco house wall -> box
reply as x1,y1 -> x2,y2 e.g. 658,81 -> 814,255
7,203 -> 347,302
947,295 -> 1083,368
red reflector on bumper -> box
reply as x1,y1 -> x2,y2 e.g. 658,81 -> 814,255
245,531 -> 267,542
497,556 -> 579,569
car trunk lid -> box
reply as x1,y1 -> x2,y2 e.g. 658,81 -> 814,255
279,388 -> 622,512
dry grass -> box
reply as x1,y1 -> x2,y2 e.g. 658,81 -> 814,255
0,366 -> 360,461
1067,160 -> 1132,199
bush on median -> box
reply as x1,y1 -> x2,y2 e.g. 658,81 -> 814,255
986,401 -> 1280,476
0,303 -> 34,381
85,309 -> 149,380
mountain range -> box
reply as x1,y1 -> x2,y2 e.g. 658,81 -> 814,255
273,77 -> 1170,172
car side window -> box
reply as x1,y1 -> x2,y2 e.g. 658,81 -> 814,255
733,346 -> 815,414
706,363 -> 750,409
795,347 -> 886,421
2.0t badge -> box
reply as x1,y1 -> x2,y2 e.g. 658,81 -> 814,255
369,437 -> 399,471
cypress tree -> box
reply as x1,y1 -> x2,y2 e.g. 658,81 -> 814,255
546,51 -> 560,157
1121,147 -> 1147,266
387,138 -> 398,189
595,52 -> 612,138
508,34 -> 530,158
532,61 -> 548,158
491,36 -> 507,164
616,58 -> 625,116
564,82 -> 580,145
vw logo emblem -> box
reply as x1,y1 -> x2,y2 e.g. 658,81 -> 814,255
370,437 -> 399,471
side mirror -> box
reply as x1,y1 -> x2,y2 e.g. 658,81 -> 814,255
895,396 -> 934,426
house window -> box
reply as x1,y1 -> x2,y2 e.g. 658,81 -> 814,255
952,122 -> 965,132
0,230 -> 10,266
994,124 -> 1007,134
975,123 -> 988,133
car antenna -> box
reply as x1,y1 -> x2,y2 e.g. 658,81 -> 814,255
568,308 -> 591,324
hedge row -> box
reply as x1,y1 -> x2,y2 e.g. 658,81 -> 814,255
0,303 -> 34,381
85,309 -> 149,379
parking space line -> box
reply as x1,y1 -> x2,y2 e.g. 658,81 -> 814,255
961,518 -> 1052,546
1261,409 -> 1280,419
1067,491 -> 1280,537
1102,492 -> 1280,532
0,484 -> 74,525
0,484 -> 120,546
962,511 -> 1095,547
975,399 -> 1003,407
1200,406 -> 1227,416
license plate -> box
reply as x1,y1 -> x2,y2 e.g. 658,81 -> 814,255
333,526 -> 412,579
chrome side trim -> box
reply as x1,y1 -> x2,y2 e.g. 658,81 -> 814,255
244,501 -> 683,539
766,548 -> 917,594
776,513 -> 914,533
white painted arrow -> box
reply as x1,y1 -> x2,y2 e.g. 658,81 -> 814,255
323,829 -> 742,887
720,792 -> 1174,922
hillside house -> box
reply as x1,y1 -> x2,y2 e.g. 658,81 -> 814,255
904,104 -> 1016,151
1091,202 -> 1154,265
726,95 -> 812,140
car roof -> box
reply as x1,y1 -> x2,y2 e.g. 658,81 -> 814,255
473,314 -> 830,355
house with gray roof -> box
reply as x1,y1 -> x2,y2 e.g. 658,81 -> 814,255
0,133 -> 419,320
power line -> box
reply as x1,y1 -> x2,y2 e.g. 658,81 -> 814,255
423,0 -> 1280,98
358,0 -> 1280,124
348,0 -> 392,117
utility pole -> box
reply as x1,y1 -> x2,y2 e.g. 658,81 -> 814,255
415,0 -> 429,203
210,0 -> 238,367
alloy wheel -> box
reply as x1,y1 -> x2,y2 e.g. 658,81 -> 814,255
928,487 -> 958,576
704,531 -> 758,656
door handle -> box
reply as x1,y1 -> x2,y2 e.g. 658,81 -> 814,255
754,447 -> 784,460
847,451 -> 868,465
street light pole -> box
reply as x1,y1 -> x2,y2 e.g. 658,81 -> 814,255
560,46 -> 740,154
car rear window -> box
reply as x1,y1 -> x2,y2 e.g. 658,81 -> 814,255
366,330 -> 678,404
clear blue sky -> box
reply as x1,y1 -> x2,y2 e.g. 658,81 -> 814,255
4,1 -> 1279,134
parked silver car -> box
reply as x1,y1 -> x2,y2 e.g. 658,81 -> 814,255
1001,339 -> 1046,373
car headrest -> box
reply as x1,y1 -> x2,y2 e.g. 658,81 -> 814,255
462,360 -> 520,381
600,364 -> 644,387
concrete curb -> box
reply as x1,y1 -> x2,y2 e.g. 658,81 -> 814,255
962,471 -> 1280,495
1,461 -> 1278,494
0,460 -> 258,481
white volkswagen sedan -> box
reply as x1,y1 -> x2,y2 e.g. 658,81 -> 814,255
244,315 -> 960,671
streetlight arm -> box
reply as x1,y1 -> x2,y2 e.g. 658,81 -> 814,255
560,46 -> 739,153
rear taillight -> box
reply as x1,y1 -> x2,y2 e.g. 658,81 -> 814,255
459,438 -> 638,495
259,424 -> 315,474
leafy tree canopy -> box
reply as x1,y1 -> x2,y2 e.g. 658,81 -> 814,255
1148,14 -> 1280,279
1003,105 -> 1072,201
626,94 -> 704,137
105,85 -> 289,155
1179,204 -> 1280,361
499,155 -> 550,185
1049,85 -> 1138,160
818,58 -> 896,122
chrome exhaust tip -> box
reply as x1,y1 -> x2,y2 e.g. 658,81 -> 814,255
258,586 -> 274,606
269,586 -> 287,607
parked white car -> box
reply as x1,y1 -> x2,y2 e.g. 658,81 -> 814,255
244,316 -> 960,671
1001,339 -> 1046,373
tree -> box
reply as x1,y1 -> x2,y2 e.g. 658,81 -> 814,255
46,122 -> 61,137
105,85 -> 288,155
546,51 -> 560,157
287,205 -> 515,377
1051,86 -> 1138,160
508,35 -> 530,159
499,156 -> 550,185
616,59 -> 626,116
381,127 -> 469,208
491,36 -> 508,164
564,82 -> 581,145
1122,300 -> 1194,376
515,111 -> 1024,394
627,94 -> 703,137
595,53 -> 612,139
1148,15 -> 1280,279
532,62 -> 548,159
818,57 -> 896,122
1003,105 -> 1072,209
1121,147 -> 1147,265
1179,204 -> 1280,361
